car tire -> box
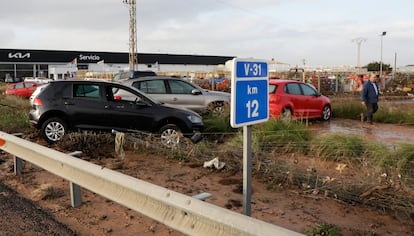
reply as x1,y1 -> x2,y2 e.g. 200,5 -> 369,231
321,105 -> 332,121
280,108 -> 292,122
159,124 -> 182,148
212,105 -> 226,117
208,102 -> 227,117
40,117 -> 67,144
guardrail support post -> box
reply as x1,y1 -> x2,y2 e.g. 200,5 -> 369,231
11,133 -> 23,175
14,156 -> 23,175
67,151 -> 83,208
70,182 -> 82,208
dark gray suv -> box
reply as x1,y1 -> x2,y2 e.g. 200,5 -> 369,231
29,79 -> 204,147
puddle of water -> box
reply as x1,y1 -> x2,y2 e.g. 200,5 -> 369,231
310,119 -> 414,146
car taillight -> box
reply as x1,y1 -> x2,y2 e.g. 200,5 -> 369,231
269,95 -> 280,104
33,97 -> 43,106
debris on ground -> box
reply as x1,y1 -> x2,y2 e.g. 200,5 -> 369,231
203,157 -> 225,170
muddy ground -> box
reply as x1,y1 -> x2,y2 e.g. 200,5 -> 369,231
1,118 -> 414,235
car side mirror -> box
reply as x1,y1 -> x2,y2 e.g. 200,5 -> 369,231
135,99 -> 150,108
192,89 -> 202,95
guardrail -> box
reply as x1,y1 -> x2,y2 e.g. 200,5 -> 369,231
0,131 -> 303,236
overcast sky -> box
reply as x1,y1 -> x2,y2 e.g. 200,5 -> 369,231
0,0 -> 413,67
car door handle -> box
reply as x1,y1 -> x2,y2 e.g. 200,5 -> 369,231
173,97 -> 178,101
64,101 -> 74,105
104,105 -> 124,109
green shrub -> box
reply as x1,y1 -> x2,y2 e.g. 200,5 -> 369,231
332,99 -> 364,120
374,103 -> 414,124
394,143 -> 414,185
230,119 -> 312,154
363,141 -> 391,167
305,222 -> 340,236
0,94 -> 31,133
202,113 -> 235,134
311,134 -> 365,163
333,98 -> 414,124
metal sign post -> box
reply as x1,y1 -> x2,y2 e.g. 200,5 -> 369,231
230,58 -> 268,215
243,125 -> 252,215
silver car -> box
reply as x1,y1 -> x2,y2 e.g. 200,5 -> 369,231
121,76 -> 230,115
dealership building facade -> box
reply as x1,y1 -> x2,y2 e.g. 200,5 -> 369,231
0,48 -> 234,81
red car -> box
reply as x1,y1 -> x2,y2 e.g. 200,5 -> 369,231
5,81 -> 39,98
268,79 -> 332,121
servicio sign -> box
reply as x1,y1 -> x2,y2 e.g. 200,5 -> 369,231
230,58 -> 269,128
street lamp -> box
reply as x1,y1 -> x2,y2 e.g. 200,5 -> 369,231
379,31 -> 386,85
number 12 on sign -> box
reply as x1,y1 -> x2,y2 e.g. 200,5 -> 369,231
246,100 -> 259,118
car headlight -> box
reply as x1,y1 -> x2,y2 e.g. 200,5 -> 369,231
187,114 -> 202,123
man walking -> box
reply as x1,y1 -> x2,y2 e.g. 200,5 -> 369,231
361,73 -> 380,125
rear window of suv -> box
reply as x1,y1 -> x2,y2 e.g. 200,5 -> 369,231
74,84 -> 100,98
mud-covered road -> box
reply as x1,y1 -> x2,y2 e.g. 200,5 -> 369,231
0,182 -> 76,235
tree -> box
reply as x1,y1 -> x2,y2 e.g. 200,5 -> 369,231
366,61 -> 392,72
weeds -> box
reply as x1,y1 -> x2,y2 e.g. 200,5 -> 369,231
0,94 -> 31,133
230,119 -> 312,154
311,134 -> 366,163
394,143 -> 414,187
305,222 -> 340,236
332,97 -> 414,124
331,99 -> 364,120
202,113 -> 237,143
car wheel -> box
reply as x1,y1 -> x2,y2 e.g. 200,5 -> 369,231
40,117 -> 67,144
212,104 -> 226,117
280,108 -> 292,122
321,105 -> 332,121
208,102 -> 227,117
159,124 -> 182,148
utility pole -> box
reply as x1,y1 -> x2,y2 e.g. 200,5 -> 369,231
123,0 -> 137,71
352,37 -> 366,73
379,31 -> 386,84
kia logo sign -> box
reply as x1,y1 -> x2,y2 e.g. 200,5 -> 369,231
8,52 -> 31,59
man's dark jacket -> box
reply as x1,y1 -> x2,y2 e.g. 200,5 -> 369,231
361,80 -> 379,103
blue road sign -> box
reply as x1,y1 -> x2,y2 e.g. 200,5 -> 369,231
230,58 -> 269,128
